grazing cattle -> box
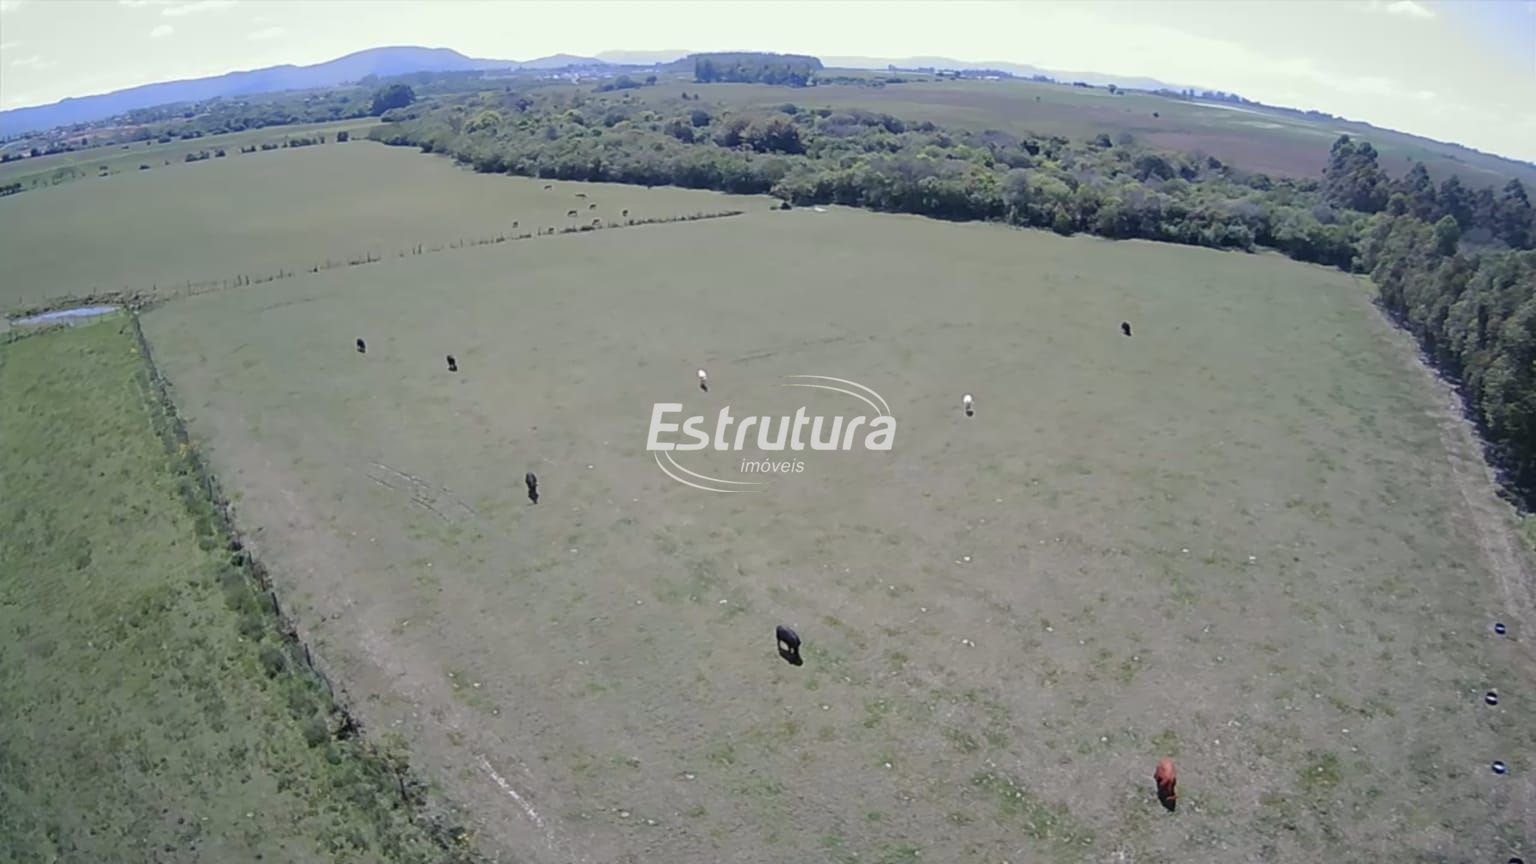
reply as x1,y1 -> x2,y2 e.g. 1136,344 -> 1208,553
543,183 -> 552,190
525,471 -> 539,504
698,369 -> 709,392
512,220 -> 519,228
592,218 -> 602,226
589,203 -> 597,210
355,338 -> 366,354
962,393 -> 974,417
1121,321 -> 1133,337
567,209 -> 578,217
622,209 -> 629,217
575,192 -> 587,198
446,355 -> 458,372
1154,758 -> 1177,812
776,625 -> 803,666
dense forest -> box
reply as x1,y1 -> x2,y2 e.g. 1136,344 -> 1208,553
371,89 -> 1536,505
689,53 -> 823,87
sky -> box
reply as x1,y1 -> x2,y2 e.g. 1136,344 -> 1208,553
1,0 -> 1533,161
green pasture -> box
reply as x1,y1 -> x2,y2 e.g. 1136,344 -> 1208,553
137,206 -> 1534,863
0,141 -> 768,312
0,318 -> 478,864
0,117 -> 383,189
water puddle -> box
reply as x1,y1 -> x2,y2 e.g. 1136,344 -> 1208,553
11,305 -> 120,326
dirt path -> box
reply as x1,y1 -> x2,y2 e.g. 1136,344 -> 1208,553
1365,289 -> 1536,844
249,462 -> 587,864
1376,307 -> 1536,655
1432,399 -> 1536,645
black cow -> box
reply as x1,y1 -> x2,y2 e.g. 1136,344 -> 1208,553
525,471 -> 539,504
776,625 -> 803,666
1121,321 -> 1133,337
355,338 -> 366,354
446,355 -> 458,372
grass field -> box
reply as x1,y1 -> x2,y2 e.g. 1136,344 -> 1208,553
630,76 -> 1536,188
0,317 -> 479,864
139,205 -> 1535,863
0,117 -> 382,190
0,141 -> 769,313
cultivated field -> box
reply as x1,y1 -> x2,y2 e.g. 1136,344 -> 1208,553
0,318 -> 476,864
632,76 -> 1536,187
141,205 -> 1535,863
0,140 -> 769,312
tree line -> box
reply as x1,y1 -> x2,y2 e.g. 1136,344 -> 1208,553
2,84 -> 417,166
367,91 -> 1534,504
691,52 -> 823,87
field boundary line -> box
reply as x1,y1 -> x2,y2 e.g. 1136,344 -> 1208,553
124,311 -> 491,863
1369,285 -> 1536,663
7,208 -> 747,319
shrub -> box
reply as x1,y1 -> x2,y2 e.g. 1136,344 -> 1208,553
259,645 -> 288,678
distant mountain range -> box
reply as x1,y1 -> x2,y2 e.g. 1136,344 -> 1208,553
0,46 -> 604,136
1,45 -> 1218,138
0,44 -> 1215,137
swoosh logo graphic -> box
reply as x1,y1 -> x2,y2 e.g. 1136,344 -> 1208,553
783,375 -> 891,416
655,375 -> 892,491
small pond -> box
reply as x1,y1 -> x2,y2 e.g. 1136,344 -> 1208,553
11,305 -> 120,326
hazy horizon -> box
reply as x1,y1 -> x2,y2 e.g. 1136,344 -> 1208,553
1,0 -> 1532,162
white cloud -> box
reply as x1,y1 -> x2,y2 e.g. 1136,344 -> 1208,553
149,24 -> 174,38
247,25 -> 285,41
0,0 -> 26,14
161,0 -> 236,17
1369,0 -> 1436,20
11,54 -> 56,70
0,40 -> 20,51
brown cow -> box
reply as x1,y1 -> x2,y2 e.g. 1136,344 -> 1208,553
1154,758 -> 1177,812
